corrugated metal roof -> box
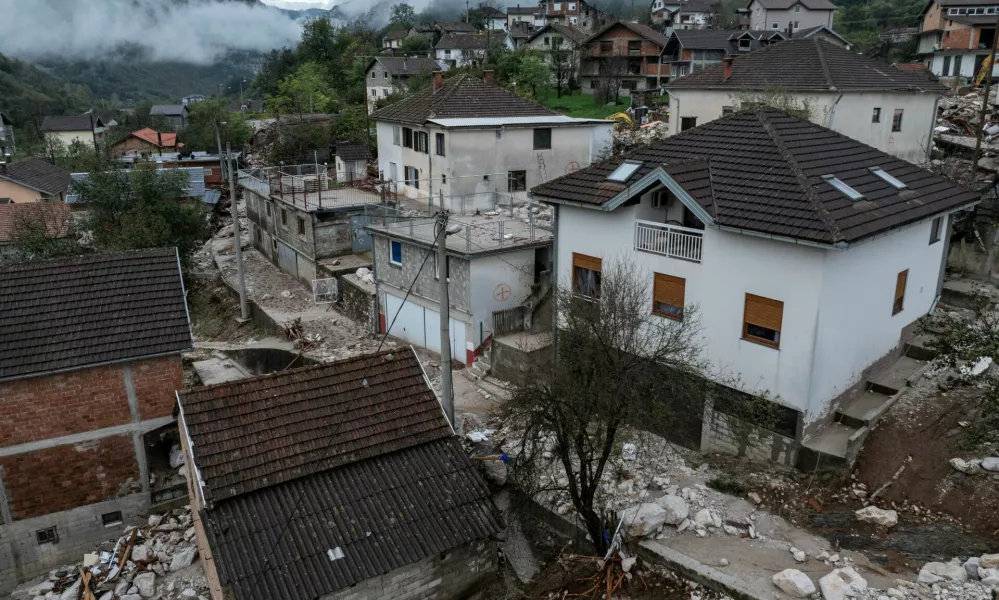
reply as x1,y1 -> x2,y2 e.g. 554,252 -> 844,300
204,437 -> 501,600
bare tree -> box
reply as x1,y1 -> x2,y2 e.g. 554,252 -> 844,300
504,261 -> 710,553
549,37 -> 581,97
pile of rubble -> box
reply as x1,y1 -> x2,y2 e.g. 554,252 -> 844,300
11,509 -> 208,600
614,121 -> 669,150
772,553 -> 999,599
508,202 -> 553,231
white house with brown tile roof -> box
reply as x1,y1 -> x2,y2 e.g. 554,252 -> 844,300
370,71 -> 613,205
745,0 -> 836,31
435,30 -> 512,68
665,39 -> 949,163
530,108 -> 979,468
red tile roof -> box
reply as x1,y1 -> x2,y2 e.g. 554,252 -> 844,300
0,202 -> 71,243
130,128 -> 182,149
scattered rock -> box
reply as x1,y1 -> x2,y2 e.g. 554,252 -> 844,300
621,556 -> 637,573
982,457 -> 999,472
747,491 -> 762,504
819,567 -> 868,600
981,554 -> 999,569
621,443 -> 637,461
618,503 -> 669,538
979,567 -> 999,584
817,551 -> 831,561
855,506 -> 899,527
169,444 -> 185,468
965,557 -> 981,580
133,572 -> 156,597
918,560 -> 968,584
719,558 -> 729,567
772,569 -> 816,597
723,525 -> 741,536
677,518 -> 692,533
692,509 -> 714,529
654,494 -> 689,525
280,290 -> 292,298
792,549 -> 807,563
170,546 -> 198,571
949,457 -> 982,474
58,579 -> 81,600
148,514 -> 163,527
131,544 -> 149,562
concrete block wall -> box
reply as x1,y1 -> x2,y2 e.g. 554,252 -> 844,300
700,400 -> 798,466
322,540 -> 496,600
372,236 -> 471,312
337,276 -> 375,333
0,493 -> 149,595
314,220 -> 353,258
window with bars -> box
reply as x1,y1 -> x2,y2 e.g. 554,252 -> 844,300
653,273 -> 685,320
743,293 -> 783,348
893,269 -> 908,315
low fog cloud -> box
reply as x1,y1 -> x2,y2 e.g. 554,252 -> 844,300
0,0 -> 304,64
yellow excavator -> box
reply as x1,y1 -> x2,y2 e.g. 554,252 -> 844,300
606,112 -> 633,126
975,55 -> 994,87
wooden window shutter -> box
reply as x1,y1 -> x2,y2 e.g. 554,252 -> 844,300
654,273 -> 685,310
744,294 -> 783,332
893,269 -> 908,314
573,252 -> 601,273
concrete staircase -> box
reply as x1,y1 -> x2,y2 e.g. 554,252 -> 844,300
798,341 -> 933,471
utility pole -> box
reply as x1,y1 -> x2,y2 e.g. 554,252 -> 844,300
228,142 -> 250,323
972,11 -> 999,173
436,211 -> 455,426
214,119 -> 226,183
466,0 -> 470,22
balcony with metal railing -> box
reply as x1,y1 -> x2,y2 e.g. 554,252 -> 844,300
634,220 -> 703,263
237,164 -> 383,211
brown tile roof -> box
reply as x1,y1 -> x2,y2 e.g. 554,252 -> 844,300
179,348 -> 455,503
0,202 -> 71,243
526,23 -> 590,45
0,248 -> 192,380
370,74 -> 555,125
531,108 -> 980,244
369,56 -> 441,76
436,21 -> 479,33
334,142 -> 371,161
668,38 -> 947,92
383,29 -> 409,40
667,29 -> 785,54
435,30 -> 506,49
39,115 -> 100,133
205,437 -> 500,600
0,158 -> 71,196
585,20 -> 670,47
130,128 -> 181,149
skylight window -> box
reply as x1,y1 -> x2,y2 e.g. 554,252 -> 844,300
821,175 -> 865,201
869,166 -> 907,190
608,160 -> 642,182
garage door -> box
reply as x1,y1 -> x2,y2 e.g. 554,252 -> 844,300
384,293 -> 467,364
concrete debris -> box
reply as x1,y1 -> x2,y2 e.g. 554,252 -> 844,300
466,429 -> 494,442
918,560 -> 968,584
9,507 -> 209,600
949,457 -> 982,474
747,491 -> 762,504
168,445 -> 185,469
620,555 -> 637,573
965,556 -> 982,580
617,503 -> 669,538
653,494 -> 689,525
355,267 -> 375,285
981,457 -> 999,471
772,569 -> 816,597
981,554 -> 999,569
819,567 -> 868,600
855,506 -> 899,527
621,442 -> 637,461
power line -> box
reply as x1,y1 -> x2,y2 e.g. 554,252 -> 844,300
233,226 -> 444,594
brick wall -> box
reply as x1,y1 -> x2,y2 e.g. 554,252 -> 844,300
0,355 -> 182,448
322,540 -> 496,600
131,357 -> 184,419
942,26 -> 973,49
0,435 -> 139,520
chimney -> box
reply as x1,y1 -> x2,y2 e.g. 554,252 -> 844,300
484,69 -> 495,85
433,70 -> 444,91
722,57 -> 734,81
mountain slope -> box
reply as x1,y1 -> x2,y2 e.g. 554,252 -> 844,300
0,52 -> 88,129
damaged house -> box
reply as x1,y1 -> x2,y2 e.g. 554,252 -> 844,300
531,108 -> 979,469
0,249 -> 193,594
178,348 -> 501,600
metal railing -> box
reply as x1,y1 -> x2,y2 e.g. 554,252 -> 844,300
238,164 -> 382,211
634,220 -> 703,263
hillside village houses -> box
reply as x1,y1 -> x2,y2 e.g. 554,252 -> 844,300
149,104 -> 189,132
0,157 -> 70,204
435,31 -> 512,68
530,107 -> 979,467
478,4 -> 509,29
917,0 -> 999,79
382,28 -> 409,50
524,23 -> 589,84
665,39 -> 948,163
364,56 -> 442,112
39,115 -> 104,150
507,4 -> 539,28
367,72 -> 611,361
579,20 -> 670,96
745,0 -> 836,31
651,0 -> 717,30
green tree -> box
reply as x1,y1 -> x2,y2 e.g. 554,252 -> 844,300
183,100 -> 252,152
513,53 -> 551,100
390,3 -> 416,29
254,48 -> 300,100
7,205 -> 85,263
76,160 -> 209,268
298,17 -> 340,66
399,35 -> 433,54
268,62 -> 338,116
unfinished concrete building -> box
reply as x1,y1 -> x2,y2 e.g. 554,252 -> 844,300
0,249 -> 193,594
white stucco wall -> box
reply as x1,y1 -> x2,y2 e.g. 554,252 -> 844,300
748,5 -> 833,30
45,131 -> 93,149
666,89 -> 939,163
470,249 -> 538,345
929,52 -> 997,79
553,192 -> 951,421
806,217 -> 947,414
376,120 -> 613,205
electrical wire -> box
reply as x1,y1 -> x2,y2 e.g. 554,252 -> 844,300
229,218 -> 445,596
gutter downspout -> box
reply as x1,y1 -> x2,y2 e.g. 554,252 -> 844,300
825,93 -> 843,129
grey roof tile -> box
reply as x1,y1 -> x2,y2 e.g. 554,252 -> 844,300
0,158 -> 71,195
